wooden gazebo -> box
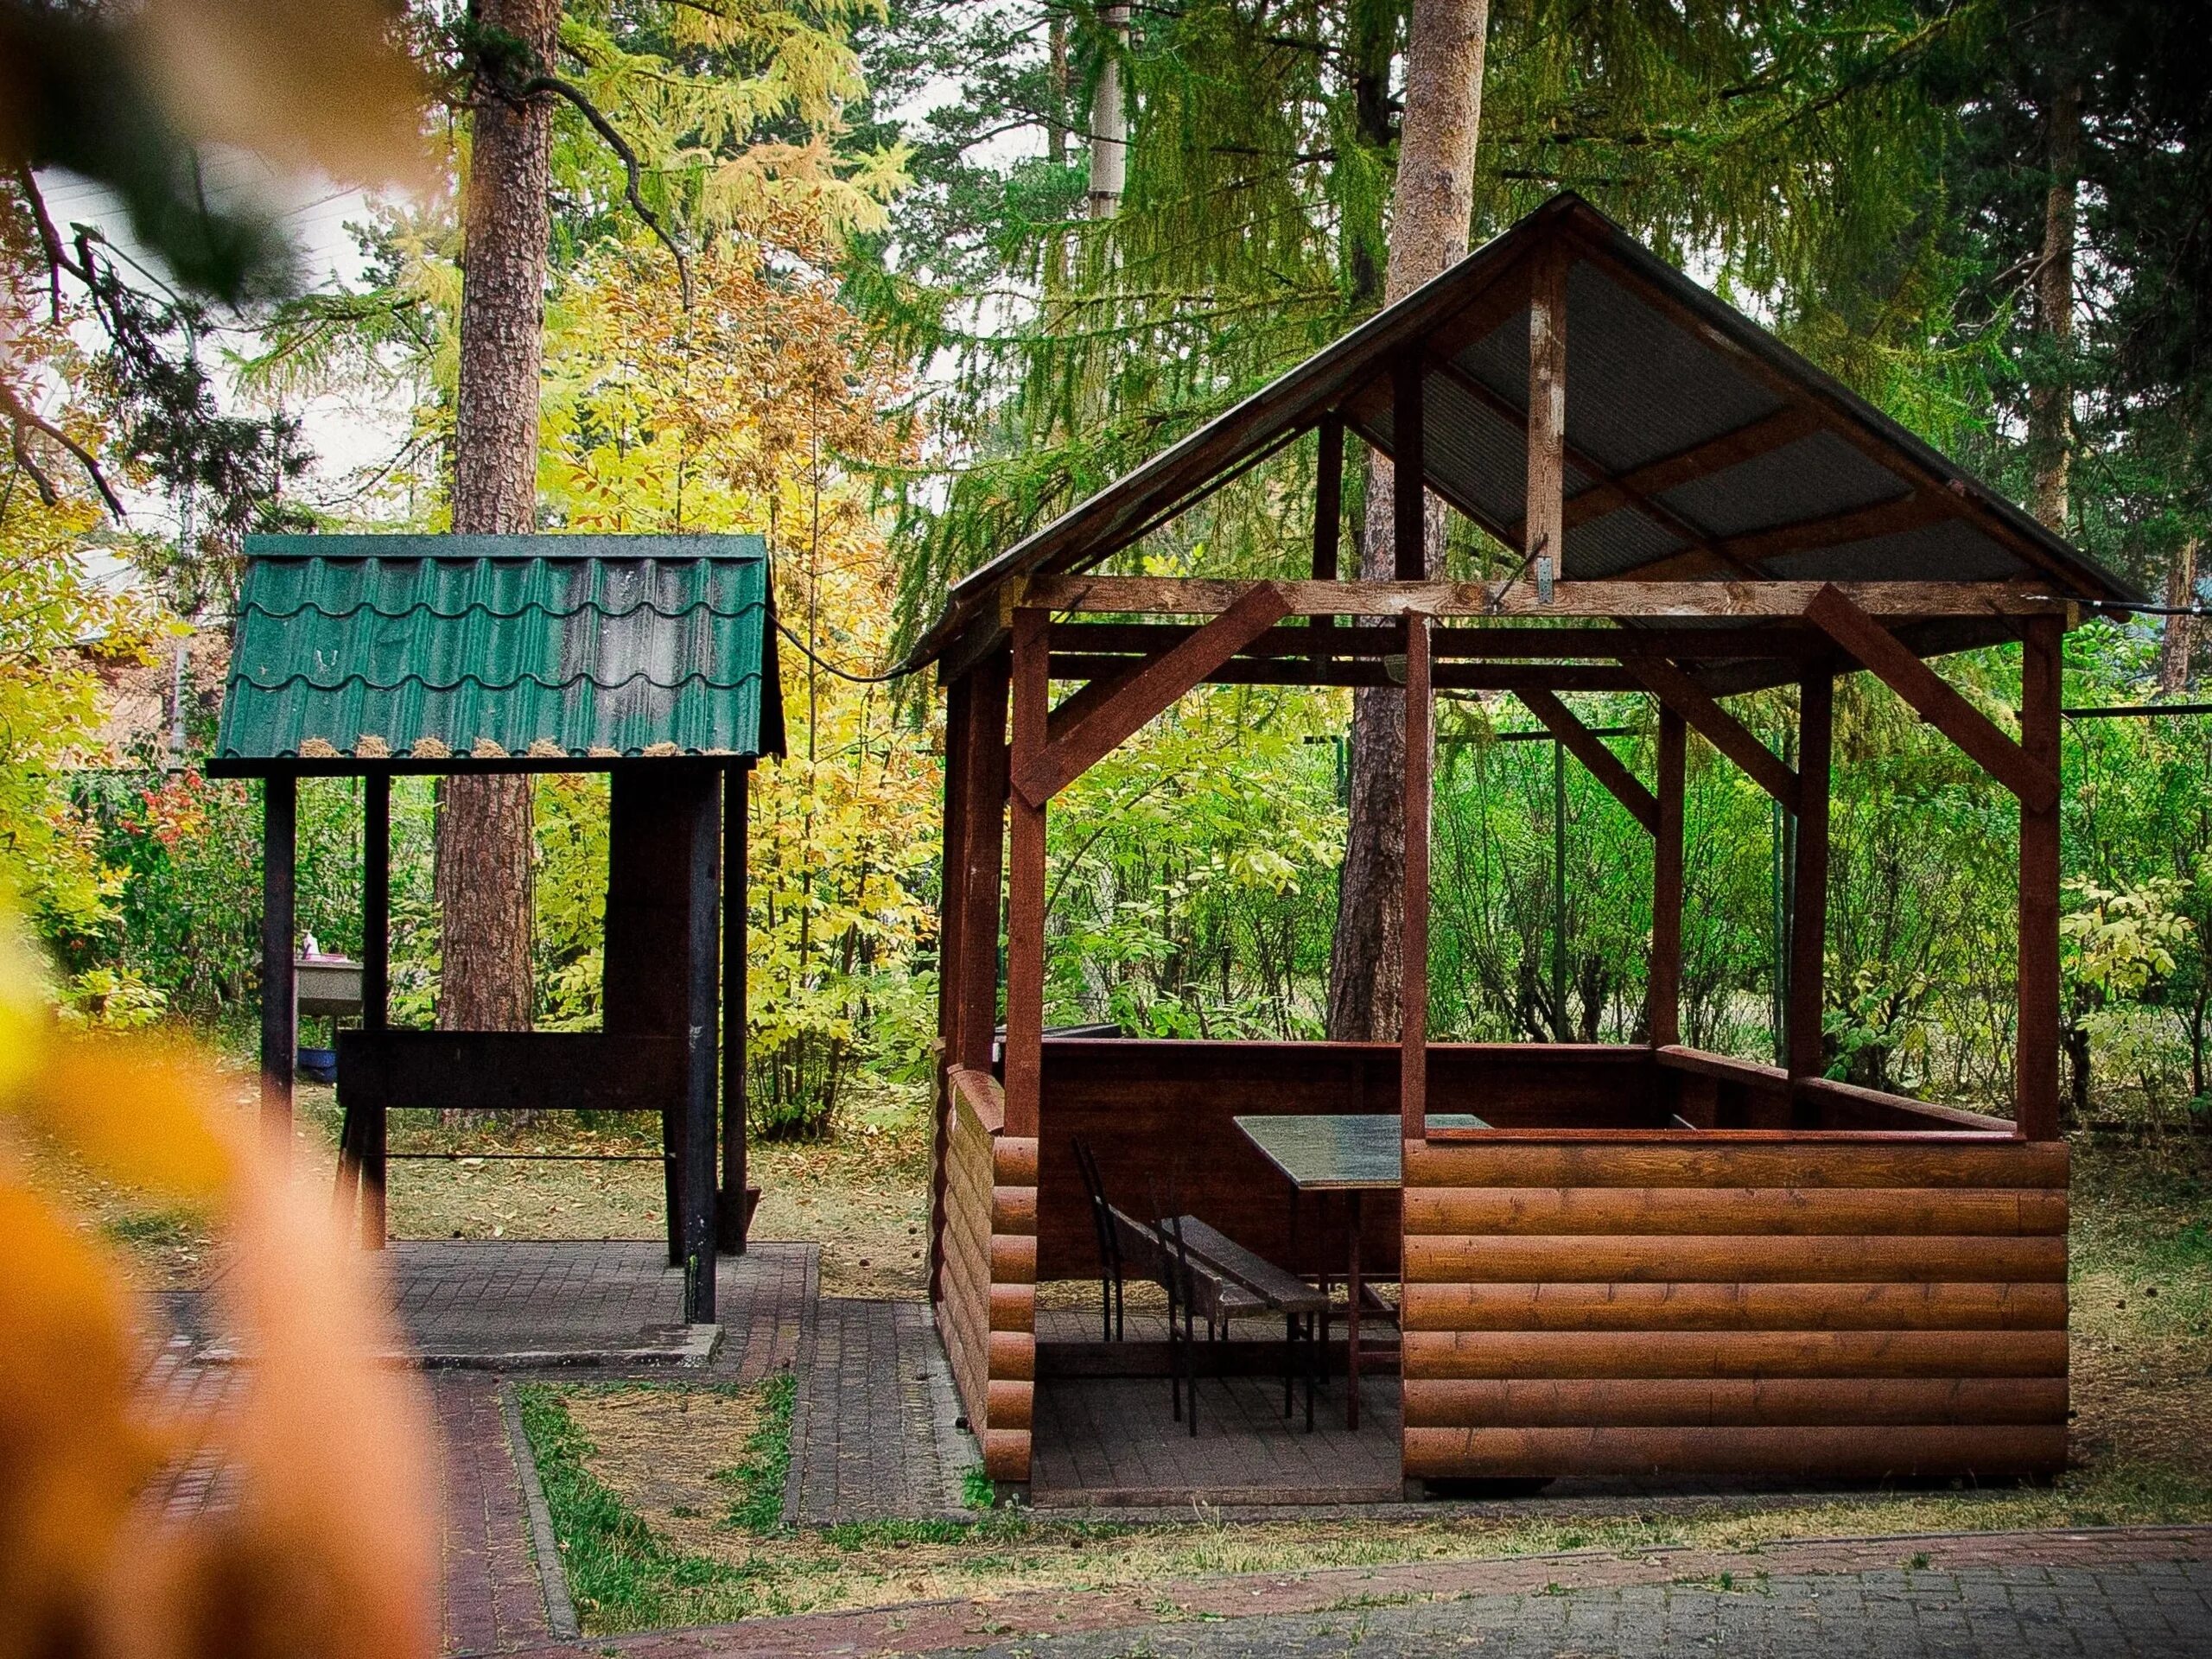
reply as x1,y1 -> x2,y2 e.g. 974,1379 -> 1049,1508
916,194 -> 2134,1491
211,534 -> 785,1325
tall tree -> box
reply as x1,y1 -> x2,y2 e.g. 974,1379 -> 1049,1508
1325,0 -> 1488,1041
436,0 -> 561,1033
2026,1 -> 2082,534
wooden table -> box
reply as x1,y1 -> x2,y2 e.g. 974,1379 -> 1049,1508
1233,1113 -> 1487,1428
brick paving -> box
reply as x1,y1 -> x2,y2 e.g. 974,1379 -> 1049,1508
436,1374 -> 554,1656
496,1526 -> 2212,1659
787,1297 -> 969,1522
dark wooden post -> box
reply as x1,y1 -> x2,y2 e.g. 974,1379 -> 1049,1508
361,771 -> 390,1245
718,760 -> 753,1255
956,656 -> 1011,1073
2017,615 -> 2063,1141
1525,247 -> 1567,585
1788,672 -> 1834,1078
1312,414 -> 1343,628
931,673 -> 973,1299
683,766 -> 720,1321
1649,706 -> 1686,1048
1401,613 -> 1432,1139
1005,613 -> 1049,1139
1393,358 -> 1426,580
259,772 -> 296,1144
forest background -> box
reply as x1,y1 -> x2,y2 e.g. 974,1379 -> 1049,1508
3,0 -> 2209,1139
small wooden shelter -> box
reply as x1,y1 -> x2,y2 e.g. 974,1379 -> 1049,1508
211,534 -> 785,1324
916,194 -> 2135,1491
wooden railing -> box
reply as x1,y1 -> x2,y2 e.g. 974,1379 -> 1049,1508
934,1065 -> 1038,1484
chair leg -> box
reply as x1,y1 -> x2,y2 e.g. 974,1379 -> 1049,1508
1305,1312 -> 1318,1433
1099,1272 -> 1113,1343
1282,1313 -> 1294,1418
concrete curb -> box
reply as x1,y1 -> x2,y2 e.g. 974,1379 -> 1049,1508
499,1381 -> 581,1643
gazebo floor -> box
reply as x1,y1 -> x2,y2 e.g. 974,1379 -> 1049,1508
1029,1311 -> 1404,1506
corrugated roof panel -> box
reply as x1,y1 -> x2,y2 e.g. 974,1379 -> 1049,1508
217,535 -> 778,763
1565,505 -> 1688,577
1764,518 -> 2027,582
1657,429 -> 1913,539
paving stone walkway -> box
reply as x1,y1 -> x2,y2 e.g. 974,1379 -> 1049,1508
499,1526 -> 2212,1659
786,1297 -> 972,1523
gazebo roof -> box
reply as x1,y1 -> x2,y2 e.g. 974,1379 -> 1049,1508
912,193 -> 2135,672
212,535 -> 785,773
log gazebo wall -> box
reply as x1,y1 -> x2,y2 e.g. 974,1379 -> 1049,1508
938,1067 -> 1039,1483
1401,1109 -> 2069,1480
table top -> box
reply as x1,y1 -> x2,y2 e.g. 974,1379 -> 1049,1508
1233,1112 -> 1490,1191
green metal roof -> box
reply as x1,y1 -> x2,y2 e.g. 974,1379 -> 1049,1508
215,535 -> 784,768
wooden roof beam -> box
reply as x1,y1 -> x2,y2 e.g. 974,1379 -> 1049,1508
1806,583 -> 2059,811
1516,687 -> 1659,833
1050,620 -> 1829,660
1626,654 -> 1801,812
1014,575 -> 2068,621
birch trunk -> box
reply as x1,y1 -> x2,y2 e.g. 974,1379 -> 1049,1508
435,0 -> 556,1033
1325,0 -> 1489,1040
1087,3 -> 1129,219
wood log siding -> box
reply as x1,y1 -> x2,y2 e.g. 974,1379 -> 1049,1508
935,1067 -> 1038,1483
1400,1137 -> 2068,1481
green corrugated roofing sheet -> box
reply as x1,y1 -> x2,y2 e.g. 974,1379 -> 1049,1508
216,535 -> 784,765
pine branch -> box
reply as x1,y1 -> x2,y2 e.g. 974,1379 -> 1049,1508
0,384 -> 126,519
522,73 -> 693,310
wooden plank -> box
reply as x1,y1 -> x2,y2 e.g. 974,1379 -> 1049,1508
1312,414 -> 1344,632
1051,621 -> 1830,661
1516,688 -> 1657,832
1401,1186 -> 2069,1236
989,1283 -> 1036,1332
1627,654 -> 1800,811
680,769 -> 721,1320
1015,575 -> 2066,620
988,1329 -> 1036,1380
1649,708 -> 1685,1046
1404,1424 -> 2067,1479
991,1185 -> 1038,1234
1400,1328 -> 2069,1378
1046,653 -> 1647,693
1395,354 -> 1426,579
1789,671 -> 1832,1077
990,1233 -> 1039,1285
1401,1281 -> 2069,1332
1713,490 -> 1948,569
1403,1138 -> 2066,1192
986,1379 -> 1033,1430
1807,584 -> 2057,810
954,658 -> 1008,1073
2018,614 -> 2063,1140
1004,613 -> 1048,1140
1403,614 -> 1432,1139
332,1031 -> 690,1116
1524,247 -> 1567,578
1404,1376 -> 2069,1427
994,1134 -> 1040,1186
1014,584 -> 1293,804
950,1065 -> 1006,1134
1401,1233 -> 2067,1284
260,772 -> 296,1137
719,760 -> 752,1255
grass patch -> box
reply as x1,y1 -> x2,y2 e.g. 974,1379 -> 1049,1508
709,1370 -> 794,1533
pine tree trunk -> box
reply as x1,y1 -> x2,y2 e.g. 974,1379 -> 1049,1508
2158,537 -> 2199,696
2029,35 -> 2082,535
435,0 -> 556,1034
1325,0 -> 1488,1041
1087,3 -> 1129,219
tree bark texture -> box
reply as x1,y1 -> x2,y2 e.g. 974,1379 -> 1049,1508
1326,0 -> 1489,1041
2029,34 -> 2081,536
435,0 -> 558,1034
2158,537 -> 2198,695
1087,3 -> 1129,219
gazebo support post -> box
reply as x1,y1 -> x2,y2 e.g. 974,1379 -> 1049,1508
1649,707 -> 1686,1047
682,771 -> 719,1321
1313,414 -> 1343,633
361,771 -> 390,1245
1393,356 -> 1426,579
2018,616 -> 2063,1141
718,760 -> 753,1255
931,674 -> 973,1295
1401,613 -> 1432,1139
259,773 -> 296,1145
1788,672 -> 1833,1079
1005,613 -> 1049,1139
